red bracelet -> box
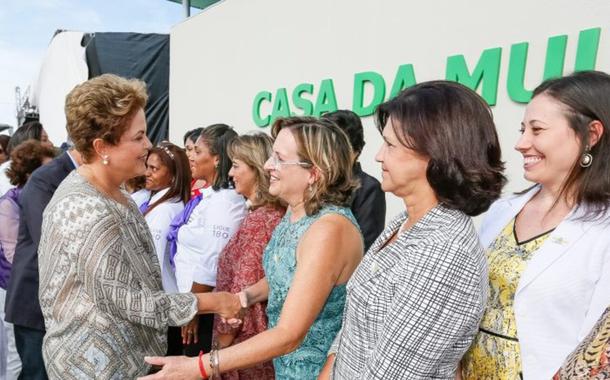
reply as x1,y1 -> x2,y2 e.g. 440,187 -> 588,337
198,350 -> 208,379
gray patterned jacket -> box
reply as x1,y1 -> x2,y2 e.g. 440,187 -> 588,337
38,172 -> 197,379
330,205 -> 488,379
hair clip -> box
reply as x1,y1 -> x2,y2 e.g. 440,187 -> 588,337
157,142 -> 175,160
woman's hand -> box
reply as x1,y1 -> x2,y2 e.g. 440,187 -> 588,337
216,291 -> 244,322
138,356 -> 200,380
181,315 -> 199,345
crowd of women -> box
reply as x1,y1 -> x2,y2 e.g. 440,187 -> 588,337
0,70 -> 609,380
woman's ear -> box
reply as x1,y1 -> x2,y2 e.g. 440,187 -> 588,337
92,138 -> 108,160
588,120 -> 604,148
308,166 -> 321,185
213,155 -> 220,169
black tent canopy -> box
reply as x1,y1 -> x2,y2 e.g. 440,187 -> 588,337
85,32 -> 170,144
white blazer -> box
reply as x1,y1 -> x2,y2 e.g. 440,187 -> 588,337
479,186 -> 610,379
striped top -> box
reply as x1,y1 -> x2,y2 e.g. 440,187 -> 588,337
331,205 -> 488,379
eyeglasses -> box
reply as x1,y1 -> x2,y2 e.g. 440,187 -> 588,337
268,153 -> 311,171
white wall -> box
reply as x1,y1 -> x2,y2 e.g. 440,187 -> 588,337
170,0 -> 610,221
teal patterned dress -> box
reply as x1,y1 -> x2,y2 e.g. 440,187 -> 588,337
263,204 -> 359,379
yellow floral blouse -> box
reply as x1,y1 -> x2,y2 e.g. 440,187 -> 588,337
462,218 -> 552,379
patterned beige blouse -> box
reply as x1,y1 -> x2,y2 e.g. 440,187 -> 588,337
38,172 -> 198,379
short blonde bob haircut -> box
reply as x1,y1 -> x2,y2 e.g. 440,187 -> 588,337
227,132 -> 282,209
65,73 -> 148,162
271,116 -> 358,216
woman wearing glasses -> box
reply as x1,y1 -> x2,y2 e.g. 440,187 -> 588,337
141,117 -> 363,380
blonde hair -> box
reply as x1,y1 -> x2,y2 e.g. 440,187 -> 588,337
271,117 -> 358,215
228,132 -> 281,208
65,74 -> 148,162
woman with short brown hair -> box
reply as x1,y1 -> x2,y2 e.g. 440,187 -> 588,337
321,80 -> 506,379
38,74 -> 219,379
0,140 -> 55,284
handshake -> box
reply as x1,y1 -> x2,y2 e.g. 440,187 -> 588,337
181,290 -> 250,345
223,291 -> 249,327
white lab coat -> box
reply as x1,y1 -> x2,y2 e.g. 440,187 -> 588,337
174,187 -> 247,292
479,185 -> 610,379
141,188 -> 183,294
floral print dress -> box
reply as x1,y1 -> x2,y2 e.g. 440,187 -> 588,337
462,218 -> 553,379
214,204 -> 285,380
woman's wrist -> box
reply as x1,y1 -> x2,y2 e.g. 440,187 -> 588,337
198,351 -> 208,379
237,290 -> 249,308
209,347 -> 220,379
194,293 -> 208,314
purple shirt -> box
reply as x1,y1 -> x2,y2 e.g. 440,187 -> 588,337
0,187 -> 21,289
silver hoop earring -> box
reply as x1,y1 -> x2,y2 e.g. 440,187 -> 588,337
580,152 -> 593,168
102,155 -> 109,165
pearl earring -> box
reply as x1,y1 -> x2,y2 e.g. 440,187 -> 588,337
580,146 -> 593,168
102,155 -> 109,165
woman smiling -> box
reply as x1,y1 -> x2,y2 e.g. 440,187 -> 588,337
141,117 -> 363,380
38,74 -> 200,378
462,70 -> 610,379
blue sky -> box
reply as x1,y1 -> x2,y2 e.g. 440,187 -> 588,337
0,0 -> 202,127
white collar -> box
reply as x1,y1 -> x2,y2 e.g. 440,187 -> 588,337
67,150 -> 80,168
150,187 -> 170,203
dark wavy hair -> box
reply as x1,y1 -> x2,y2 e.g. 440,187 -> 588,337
7,139 -> 56,187
375,80 -> 506,216
199,124 -> 238,191
6,121 -> 45,155
144,142 -> 191,216
271,116 -> 358,216
531,70 -> 610,219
